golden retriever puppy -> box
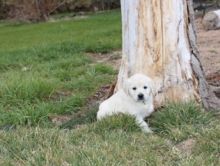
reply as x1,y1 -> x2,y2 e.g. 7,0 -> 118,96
97,73 -> 154,133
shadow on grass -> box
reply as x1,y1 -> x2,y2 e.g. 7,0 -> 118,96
60,108 -> 141,134
60,108 -> 98,129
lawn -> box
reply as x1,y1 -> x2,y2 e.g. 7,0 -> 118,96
0,11 -> 121,127
0,10 -> 219,165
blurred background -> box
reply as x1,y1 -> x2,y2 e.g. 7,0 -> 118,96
0,0 -> 120,22
0,0 -> 220,22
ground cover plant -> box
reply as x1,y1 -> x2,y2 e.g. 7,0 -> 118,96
0,10 -> 219,165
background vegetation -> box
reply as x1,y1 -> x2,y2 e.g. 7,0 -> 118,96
1,0 -> 220,22
0,0 -> 120,21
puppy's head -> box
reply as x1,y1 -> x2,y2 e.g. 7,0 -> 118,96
124,73 -> 153,102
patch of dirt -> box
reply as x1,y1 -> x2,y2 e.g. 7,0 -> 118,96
86,50 -> 121,70
196,18 -> 220,82
176,138 -> 196,156
196,17 -> 220,100
48,115 -> 72,126
86,84 -> 116,106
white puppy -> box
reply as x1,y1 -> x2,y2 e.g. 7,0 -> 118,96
97,73 -> 154,133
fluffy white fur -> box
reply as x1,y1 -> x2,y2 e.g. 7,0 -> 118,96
97,73 -> 154,133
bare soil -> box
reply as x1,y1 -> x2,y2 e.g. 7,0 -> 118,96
86,51 -> 121,70
196,18 -> 220,86
176,138 -> 196,156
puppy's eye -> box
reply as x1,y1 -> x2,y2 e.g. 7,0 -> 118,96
143,86 -> 148,89
132,87 -> 137,90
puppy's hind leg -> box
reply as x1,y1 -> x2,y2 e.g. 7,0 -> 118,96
135,117 -> 152,133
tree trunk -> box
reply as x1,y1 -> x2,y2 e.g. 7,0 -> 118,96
116,0 -> 220,110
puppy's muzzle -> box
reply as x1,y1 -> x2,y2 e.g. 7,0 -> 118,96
138,93 -> 144,100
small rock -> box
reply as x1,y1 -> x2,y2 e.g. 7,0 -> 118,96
203,10 -> 220,30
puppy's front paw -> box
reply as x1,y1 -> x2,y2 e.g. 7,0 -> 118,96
142,127 -> 153,134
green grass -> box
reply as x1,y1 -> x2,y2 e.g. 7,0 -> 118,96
0,11 -> 121,52
0,10 -> 120,127
0,10 -> 219,165
1,103 -> 219,165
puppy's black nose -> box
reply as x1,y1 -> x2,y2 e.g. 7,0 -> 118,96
138,93 -> 144,100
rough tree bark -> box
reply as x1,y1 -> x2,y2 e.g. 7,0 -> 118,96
116,0 -> 220,110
